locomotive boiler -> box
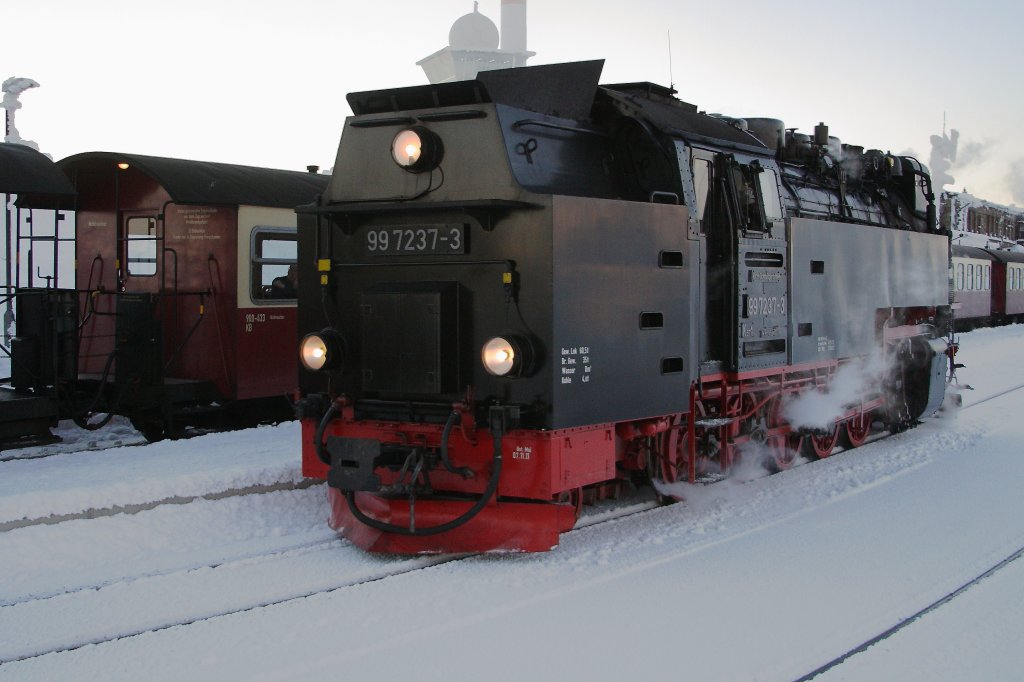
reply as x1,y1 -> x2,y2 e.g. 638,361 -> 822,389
295,61 -> 951,553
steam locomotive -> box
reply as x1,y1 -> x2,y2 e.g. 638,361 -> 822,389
295,61 -> 952,553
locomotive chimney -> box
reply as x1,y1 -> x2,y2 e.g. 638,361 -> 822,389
306,165 -> 320,174
814,122 -> 829,146
500,0 -> 527,53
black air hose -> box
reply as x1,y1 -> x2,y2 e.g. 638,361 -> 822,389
72,349 -> 120,431
439,411 -> 474,478
343,414 -> 506,537
315,400 -> 342,465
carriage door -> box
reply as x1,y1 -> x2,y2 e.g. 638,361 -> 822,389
114,214 -> 163,386
123,214 -> 159,289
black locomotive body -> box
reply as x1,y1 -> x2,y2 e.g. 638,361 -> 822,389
296,61 -> 951,553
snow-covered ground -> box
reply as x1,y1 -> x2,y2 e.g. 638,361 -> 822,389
1,325 -> 1023,681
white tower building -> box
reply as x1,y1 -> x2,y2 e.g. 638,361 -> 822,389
417,1 -> 534,84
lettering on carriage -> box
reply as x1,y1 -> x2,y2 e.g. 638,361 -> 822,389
559,346 -> 593,384
817,336 -> 836,353
243,312 -> 267,333
167,207 -> 222,240
180,206 -> 218,226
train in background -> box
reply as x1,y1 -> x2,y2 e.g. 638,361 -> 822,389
294,61 -> 953,554
1,143 -> 329,445
950,244 -> 1024,329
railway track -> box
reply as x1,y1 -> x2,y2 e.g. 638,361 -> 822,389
782,381 -> 1024,680
794,542 -> 1024,681
3,382 -> 1020,671
0,433 -> 147,463
0,497 -> 659,665
0,478 -> 321,533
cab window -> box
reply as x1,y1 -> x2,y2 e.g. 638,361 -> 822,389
691,158 -> 711,224
758,168 -> 783,222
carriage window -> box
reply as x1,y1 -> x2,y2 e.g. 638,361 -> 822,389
956,263 -> 964,291
251,227 -> 297,302
966,264 -> 974,290
983,265 -> 990,291
126,216 -> 157,276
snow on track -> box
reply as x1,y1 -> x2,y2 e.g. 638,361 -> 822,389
2,325 -> 1024,681
5,385 -> 1021,681
0,422 -> 302,527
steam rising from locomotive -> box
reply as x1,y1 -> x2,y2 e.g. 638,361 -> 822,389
295,61 -> 951,553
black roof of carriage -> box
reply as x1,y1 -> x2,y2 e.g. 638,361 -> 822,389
952,244 -> 998,261
981,247 -> 1024,265
0,143 -> 77,207
58,152 -> 330,208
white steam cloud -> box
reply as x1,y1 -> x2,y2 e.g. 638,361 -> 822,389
1008,159 -> 1024,206
782,352 -> 888,431
929,128 -> 959,194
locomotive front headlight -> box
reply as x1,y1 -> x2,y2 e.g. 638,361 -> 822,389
300,330 -> 343,372
391,126 -> 443,172
482,337 -> 518,376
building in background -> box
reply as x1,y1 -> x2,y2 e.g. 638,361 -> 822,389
418,0 -> 534,84
942,191 -> 1024,247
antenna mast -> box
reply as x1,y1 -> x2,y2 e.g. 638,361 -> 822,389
667,30 -> 675,90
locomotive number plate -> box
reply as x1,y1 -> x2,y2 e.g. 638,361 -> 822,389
365,224 -> 465,255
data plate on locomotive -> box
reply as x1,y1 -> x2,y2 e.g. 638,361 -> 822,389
365,224 -> 465,255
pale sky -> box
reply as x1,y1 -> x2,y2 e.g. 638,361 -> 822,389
4,0 -> 1022,206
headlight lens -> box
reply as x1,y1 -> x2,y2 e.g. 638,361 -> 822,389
391,126 -> 443,172
300,331 -> 342,372
392,129 -> 423,167
482,336 -> 518,376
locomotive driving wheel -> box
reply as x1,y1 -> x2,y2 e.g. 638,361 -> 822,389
649,403 -> 714,500
840,411 -> 873,449
801,423 -> 841,459
649,417 -> 688,501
